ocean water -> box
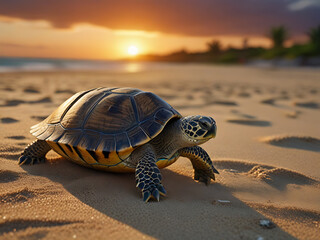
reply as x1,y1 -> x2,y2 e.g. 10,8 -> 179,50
0,57 -> 179,73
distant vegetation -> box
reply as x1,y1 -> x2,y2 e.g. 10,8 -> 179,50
132,25 -> 320,66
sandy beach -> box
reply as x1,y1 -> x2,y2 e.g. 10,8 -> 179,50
0,64 -> 320,239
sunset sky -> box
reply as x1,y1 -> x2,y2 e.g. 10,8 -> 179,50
0,0 -> 319,60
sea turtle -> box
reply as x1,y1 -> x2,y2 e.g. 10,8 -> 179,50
19,87 -> 218,202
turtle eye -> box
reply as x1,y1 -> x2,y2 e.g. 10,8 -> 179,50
199,117 -> 214,130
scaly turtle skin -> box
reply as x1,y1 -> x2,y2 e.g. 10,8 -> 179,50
19,87 -> 218,202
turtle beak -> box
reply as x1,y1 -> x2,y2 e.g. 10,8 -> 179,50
204,124 -> 217,139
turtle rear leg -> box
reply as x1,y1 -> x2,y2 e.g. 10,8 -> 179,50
19,140 -> 51,165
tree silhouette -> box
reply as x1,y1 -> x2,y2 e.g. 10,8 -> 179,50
207,40 -> 221,55
269,26 -> 288,49
308,25 -> 320,53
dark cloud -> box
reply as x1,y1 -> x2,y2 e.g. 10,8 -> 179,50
0,0 -> 319,37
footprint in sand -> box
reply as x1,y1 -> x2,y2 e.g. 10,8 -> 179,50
1,87 -> 14,92
230,109 -> 256,119
0,99 -> 25,107
175,98 -> 238,109
0,152 -> 21,160
55,89 -> 76,94
260,96 -> 289,106
226,119 -> 271,126
0,188 -> 34,202
31,115 -> 48,121
260,98 -> 277,105
237,92 -> 251,98
1,117 -> 19,124
23,87 -> 40,94
0,145 -> 24,152
186,94 -> 194,100
0,97 -> 52,107
253,88 -> 262,94
309,89 -> 318,95
28,97 -> 52,104
208,100 -> 238,106
6,136 -> 26,140
213,84 -> 222,91
260,135 -> 320,152
293,101 -> 319,109
157,93 -> 178,100
0,145 -> 24,160
214,160 -> 318,191
0,170 -> 23,183
17,142 -> 29,146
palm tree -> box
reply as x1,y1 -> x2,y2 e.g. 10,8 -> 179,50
207,40 -> 221,55
308,25 -> 320,53
269,26 -> 288,49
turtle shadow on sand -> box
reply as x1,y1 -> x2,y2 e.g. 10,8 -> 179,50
21,157 -> 296,239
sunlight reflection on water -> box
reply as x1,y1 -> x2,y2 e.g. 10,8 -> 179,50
124,62 -> 143,73
0,57 -> 185,73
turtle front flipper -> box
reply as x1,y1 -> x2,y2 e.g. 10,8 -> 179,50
179,146 -> 219,185
134,146 -> 166,202
18,140 -> 51,165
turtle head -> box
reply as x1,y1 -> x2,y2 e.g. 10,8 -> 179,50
180,115 -> 217,145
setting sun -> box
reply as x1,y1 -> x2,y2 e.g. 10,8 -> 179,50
127,45 -> 139,56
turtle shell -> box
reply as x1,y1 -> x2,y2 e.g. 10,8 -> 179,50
30,87 -> 181,171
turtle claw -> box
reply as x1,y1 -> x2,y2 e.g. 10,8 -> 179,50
143,191 -> 152,202
152,189 -> 160,201
194,169 -> 216,185
157,185 -> 167,196
18,155 -> 28,165
140,184 -> 166,202
18,155 -> 46,165
212,166 -> 219,174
